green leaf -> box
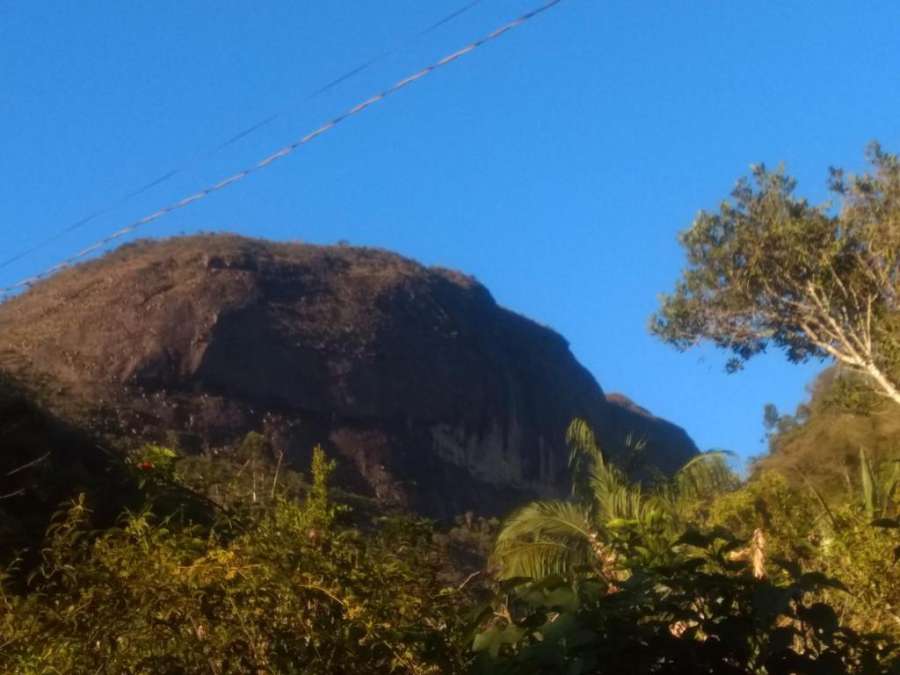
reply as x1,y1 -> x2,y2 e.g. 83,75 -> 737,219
472,628 -> 499,655
860,448 -> 878,521
605,518 -> 637,529
499,576 -> 532,592
536,611 -> 580,645
542,586 -> 579,613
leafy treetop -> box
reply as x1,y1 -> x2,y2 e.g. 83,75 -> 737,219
651,143 -> 900,406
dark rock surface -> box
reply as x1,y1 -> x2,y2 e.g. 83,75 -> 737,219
0,373 -> 138,565
0,235 -> 699,517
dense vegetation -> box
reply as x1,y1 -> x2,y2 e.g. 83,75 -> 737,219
0,443 -> 484,673
1,411 -> 897,673
757,364 -> 900,495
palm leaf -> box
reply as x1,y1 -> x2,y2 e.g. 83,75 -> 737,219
566,418 -> 604,501
860,447 -> 878,521
566,418 -> 645,521
493,500 -> 595,579
672,450 -> 739,503
804,475 -> 839,532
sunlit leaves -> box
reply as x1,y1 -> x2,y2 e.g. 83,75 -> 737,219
652,143 -> 900,405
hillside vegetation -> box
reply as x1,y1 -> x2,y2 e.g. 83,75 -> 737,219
757,364 -> 900,495
0,384 -> 897,672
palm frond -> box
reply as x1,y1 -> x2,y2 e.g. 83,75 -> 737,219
493,500 -> 595,579
566,419 -> 602,462
498,419 -> 729,581
590,465 -> 645,522
566,418 -> 604,501
804,476 -> 839,532
672,450 -> 739,503
493,540 -> 592,580
860,447 -> 878,521
496,500 -> 595,544
566,418 -> 644,521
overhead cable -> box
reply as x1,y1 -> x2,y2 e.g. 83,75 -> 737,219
0,0 -> 484,272
1,0 -> 562,298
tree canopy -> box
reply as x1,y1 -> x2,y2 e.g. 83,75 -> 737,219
651,143 -> 900,406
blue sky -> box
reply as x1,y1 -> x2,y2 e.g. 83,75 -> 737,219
2,1 -> 898,466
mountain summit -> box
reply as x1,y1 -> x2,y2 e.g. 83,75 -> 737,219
0,234 -> 698,516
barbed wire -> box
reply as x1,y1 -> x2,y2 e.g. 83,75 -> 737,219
0,0 -> 485,273
1,0 -> 562,300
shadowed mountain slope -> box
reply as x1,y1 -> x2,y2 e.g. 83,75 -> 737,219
0,373 -> 139,566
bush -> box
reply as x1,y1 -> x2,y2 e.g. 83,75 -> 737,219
0,448 -> 476,674
471,527 -> 898,674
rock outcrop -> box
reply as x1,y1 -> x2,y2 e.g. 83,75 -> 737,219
0,235 -> 699,517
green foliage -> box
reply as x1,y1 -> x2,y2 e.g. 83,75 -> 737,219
132,443 -> 178,481
174,432 -> 307,517
763,402 -> 809,442
858,448 -> 899,521
3,406 -> 899,673
484,420 -> 899,672
709,460 -> 900,643
813,505 -> 900,639
708,471 -> 819,565
798,449 -> 900,638
652,143 -> 900,405
494,420 -> 740,582
665,451 -> 741,518
824,369 -> 884,414
756,365 -> 900,494
493,500 -> 599,580
0,448 -> 476,674
473,530 -> 898,674
306,444 -> 338,530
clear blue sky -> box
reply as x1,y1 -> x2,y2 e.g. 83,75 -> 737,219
2,1 -> 899,466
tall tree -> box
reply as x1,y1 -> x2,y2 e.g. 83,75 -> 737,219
652,143 -> 900,406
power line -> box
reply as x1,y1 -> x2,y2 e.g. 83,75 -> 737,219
0,0 -> 484,273
1,0 -> 562,298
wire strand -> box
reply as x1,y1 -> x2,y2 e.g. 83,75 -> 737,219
0,0 -> 485,273
1,0 -> 562,298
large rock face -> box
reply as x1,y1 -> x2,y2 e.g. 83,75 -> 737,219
0,235 -> 698,516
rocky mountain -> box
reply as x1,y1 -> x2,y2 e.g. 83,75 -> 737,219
0,234 -> 699,517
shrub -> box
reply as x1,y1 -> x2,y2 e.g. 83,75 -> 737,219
0,449 -> 475,674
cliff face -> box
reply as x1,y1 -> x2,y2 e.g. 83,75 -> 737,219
0,235 -> 698,517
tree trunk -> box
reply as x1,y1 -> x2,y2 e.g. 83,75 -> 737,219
863,362 -> 900,407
